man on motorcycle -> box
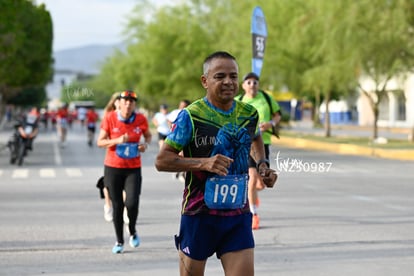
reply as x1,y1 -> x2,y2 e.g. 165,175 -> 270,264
8,107 -> 40,165
17,107 -> 40,150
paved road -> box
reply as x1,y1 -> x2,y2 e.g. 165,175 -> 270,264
1,123 -> 414,275
286,121 -> 413,140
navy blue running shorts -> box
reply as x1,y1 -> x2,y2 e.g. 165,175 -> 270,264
174,213 -> 254,260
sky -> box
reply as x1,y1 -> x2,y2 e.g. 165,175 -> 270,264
36,0 -> 171,52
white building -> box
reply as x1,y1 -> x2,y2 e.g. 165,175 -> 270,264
357,74 -> 414,128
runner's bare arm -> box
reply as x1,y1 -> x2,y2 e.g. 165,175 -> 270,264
251,135 -> 278,188
96,129 -> 126,148
155,144 -> 233,176
250,135 -> 266,162
138,128 -> 152,152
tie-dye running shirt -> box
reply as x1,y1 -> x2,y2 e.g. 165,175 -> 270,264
165,97 -> 259,216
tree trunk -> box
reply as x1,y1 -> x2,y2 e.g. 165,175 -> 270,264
372,104 -> 379,140
362,89 -> 379,141
324,92 -> 331,137
313,89 -> 321,126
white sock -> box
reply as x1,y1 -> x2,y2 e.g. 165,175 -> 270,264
250,204 -> 258,215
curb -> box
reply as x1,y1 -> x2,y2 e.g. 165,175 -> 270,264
273,136 -> 414,161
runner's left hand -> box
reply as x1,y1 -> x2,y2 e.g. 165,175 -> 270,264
259,167 -> 278,188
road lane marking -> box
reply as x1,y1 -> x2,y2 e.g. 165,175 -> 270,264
350,195 -> 377,202
12,169 -> 29,178
39,168 -> 56,178
384,204 -> 408,211
65,168 -> 82,177
6,168 -> 85,179
349,194 -> 411,211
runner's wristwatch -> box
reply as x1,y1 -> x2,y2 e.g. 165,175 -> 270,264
256,159 -> 270,169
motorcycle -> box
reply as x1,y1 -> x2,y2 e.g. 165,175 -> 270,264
8,123 -> 35,166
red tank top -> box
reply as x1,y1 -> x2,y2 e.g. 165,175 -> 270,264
101,111 -> 149,168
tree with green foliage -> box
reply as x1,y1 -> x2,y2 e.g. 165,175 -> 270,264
88,0 -> 267,111
352,0 -> 414,139
260,0 -> 413,139
0,0 -> 53,112
88,0 -> 413,141
264,1 -> 359,136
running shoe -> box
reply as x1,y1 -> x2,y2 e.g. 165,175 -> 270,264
104,205 -> 113,222
129,234 -> 140,248
252,214 -> 260,230
112,242 -> 124,254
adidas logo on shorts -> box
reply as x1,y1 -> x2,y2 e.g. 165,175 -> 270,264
182,246 -> 190,254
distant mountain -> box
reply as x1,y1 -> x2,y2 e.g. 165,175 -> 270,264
53,43 -> 125,75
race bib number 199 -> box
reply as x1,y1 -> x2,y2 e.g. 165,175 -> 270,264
204,174 -> 248,209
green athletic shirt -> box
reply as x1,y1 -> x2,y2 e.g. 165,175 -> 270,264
236,90 -> 280,144
165,97 -> 260,216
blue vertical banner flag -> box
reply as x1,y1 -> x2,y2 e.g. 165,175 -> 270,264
251,6 -> 267,77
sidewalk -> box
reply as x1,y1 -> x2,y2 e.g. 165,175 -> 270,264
275,121 -> 414,161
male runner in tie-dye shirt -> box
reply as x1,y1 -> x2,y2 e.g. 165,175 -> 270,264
155,51 -> 278,276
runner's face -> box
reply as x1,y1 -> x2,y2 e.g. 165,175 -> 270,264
119,98 -> 135,118
201,58 -> 239,109
242,78 -> 259,97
